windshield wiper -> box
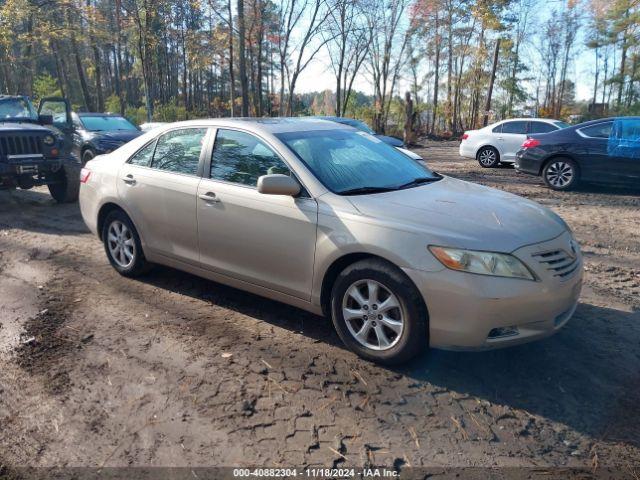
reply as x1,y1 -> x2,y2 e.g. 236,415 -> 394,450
339,186 -> 398,195
396,176 -> 440,189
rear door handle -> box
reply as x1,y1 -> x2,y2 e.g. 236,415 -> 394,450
122,174 -> 136,185
199,192 -> 220,203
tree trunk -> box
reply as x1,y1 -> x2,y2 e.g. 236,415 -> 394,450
227,0 -> 235,116
483,38 -> 500,127
430,12 -> 440,135
237,0 -> 249,116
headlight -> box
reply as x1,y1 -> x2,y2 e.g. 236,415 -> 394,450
43,134 -> 55,146
429,246 -> 536,280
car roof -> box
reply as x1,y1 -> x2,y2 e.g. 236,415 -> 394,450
571,116 -> 640,128
497,118 -> 562,124
77,112 -> 126,117
153,117 -> 352,135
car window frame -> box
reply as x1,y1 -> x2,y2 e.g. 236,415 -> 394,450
205,126 -> 310,197
125,126 -> 213,178
529,121 -> 558,134
500,120 -> 529,135
576,121 -> 614,140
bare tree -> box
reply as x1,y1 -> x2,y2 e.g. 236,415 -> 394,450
324,0 -> 371,116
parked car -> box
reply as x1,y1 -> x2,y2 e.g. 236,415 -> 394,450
71,112 -> 143,164
79,118 -> 582,364
316,116 -> 405,148
0,95 -> 80,202
515,117 -> 640,191
460,118 -> 569,167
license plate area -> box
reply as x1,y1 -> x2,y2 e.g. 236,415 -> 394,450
17,165 -> 38,174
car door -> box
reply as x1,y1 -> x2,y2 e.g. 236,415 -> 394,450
70,113 -> 84,160
575,122 -> 614,183
38,97 -> 74,154
607,118 -> 640,184
496,120 -> 529,161
117,127 -> 210,264
197,128 -> 318,300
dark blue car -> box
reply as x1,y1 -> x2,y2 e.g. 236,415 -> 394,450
316,116 -> 405,148
515,117 -> 640,191
71,112 -> 143,164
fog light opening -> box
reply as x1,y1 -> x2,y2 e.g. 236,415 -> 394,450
488,326 -> 519,339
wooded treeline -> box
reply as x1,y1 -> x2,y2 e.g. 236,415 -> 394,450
0,0 -> 638,135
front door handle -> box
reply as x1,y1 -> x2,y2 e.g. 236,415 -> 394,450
199,192 -> 220,203
122,174 -> 136,185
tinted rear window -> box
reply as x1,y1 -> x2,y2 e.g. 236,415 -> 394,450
501,121 -> 528,134
530,122 -> 557,134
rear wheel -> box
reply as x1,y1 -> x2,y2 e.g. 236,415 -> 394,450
102,210 -> 151,277
48,164 -> 80,203
477,146 -> 500,168
330,259 -> 428,365
543,157 -> 579,191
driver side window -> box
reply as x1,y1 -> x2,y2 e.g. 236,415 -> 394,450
210,129 -> 291,187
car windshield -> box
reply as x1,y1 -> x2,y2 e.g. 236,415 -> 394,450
276,129 -> 440,195
0,98 -> 37,120
554,121 -> 570,129
81,115 -> 138,131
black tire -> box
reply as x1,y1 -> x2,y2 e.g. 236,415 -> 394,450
48,164 -> 80,203
543,157 -> 580,191
102,209 -> 151,277
330,258 -> 428,365
82,149 -> 96,164
476,146 -> 500,168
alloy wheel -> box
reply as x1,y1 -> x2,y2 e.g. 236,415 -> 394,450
107,220 -> 136,268
478,148 -> 497,166
341,279 -> 404,351
546,161 -> 574,188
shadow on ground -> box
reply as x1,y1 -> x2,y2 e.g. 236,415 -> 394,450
135,264 -> 640,450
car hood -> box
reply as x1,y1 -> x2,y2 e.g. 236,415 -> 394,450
375,134 -> 404,147
0,122 -> 51,133
92,130 -> 142,143
346,176 -> 567,253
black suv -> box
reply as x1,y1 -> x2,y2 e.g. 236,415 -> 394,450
0,95 -> 80,202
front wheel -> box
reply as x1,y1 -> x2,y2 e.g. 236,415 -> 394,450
102,210 -> 151,277
48,164 -> 80,203
82,149 -> 96,165
543,157 -> 579,191
330,259 -> 428,365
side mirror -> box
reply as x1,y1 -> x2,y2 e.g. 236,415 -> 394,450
257,174 -> 301,196
38,114 -> 54,125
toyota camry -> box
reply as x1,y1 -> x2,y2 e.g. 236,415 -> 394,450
79,118 -> 583,364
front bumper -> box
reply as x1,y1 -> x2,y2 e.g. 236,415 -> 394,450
403,231 -> 583,350
0,156 -> 62,176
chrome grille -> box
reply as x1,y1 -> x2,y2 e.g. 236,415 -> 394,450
0,135 -> 43,156
532,249 -> 579,279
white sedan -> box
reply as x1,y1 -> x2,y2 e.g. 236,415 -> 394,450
460,118 -> 568,167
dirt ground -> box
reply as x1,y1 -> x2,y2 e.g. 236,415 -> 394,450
0,141 -> 639,473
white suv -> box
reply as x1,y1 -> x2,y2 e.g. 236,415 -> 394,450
460,118 -> 568,167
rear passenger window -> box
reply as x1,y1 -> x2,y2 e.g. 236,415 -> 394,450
492,124 -> 503,133
128,141 -> 156,166
151,128 -> 207,175
501,121 -> 528,134
580,123 -> 612,139
530,122 -> 556,134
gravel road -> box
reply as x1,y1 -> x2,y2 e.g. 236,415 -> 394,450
0,141 -> 638,473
